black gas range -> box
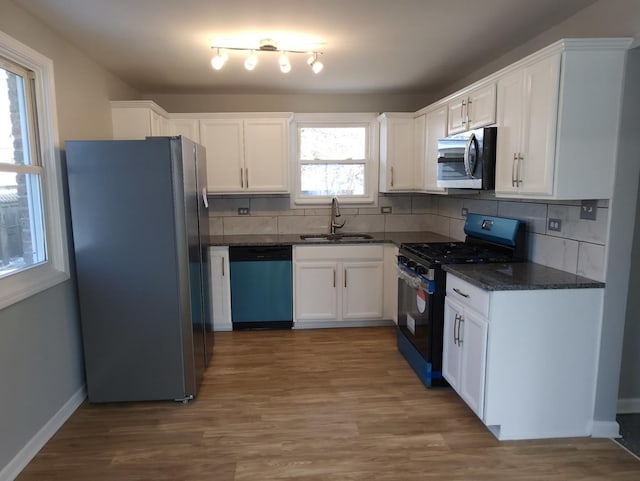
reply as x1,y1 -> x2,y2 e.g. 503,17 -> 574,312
396,214 -> 525,387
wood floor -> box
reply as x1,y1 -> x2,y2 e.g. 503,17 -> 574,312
18,327 -> 640,480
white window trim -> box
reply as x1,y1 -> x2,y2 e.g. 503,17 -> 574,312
0,30 -> 69,310
290,112 -> 379,207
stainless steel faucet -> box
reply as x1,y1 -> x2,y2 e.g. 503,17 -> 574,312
330,197 -> 345,234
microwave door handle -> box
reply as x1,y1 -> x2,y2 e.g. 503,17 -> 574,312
463,134 -> 475,178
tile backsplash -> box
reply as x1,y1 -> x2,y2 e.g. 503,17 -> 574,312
208,193 -> 609,281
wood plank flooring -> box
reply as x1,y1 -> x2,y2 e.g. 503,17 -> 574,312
17,327 -> 640,480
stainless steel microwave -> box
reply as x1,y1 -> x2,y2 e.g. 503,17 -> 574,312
436,127 -> 497,189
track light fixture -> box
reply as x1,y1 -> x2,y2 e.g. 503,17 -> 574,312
210,39 -> 324,74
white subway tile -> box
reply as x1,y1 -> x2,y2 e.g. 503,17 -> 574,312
426,214 -> 451,237
277,215 -> 329,234
577,242 -> 606,282
411,195 -> 438,214
437,197 -> 464,219
528,232 -> 579,274
449,218 -> 466,241
385,214 -> 430,232
250,197 -> 303,216
462,198 -> 498,216
342,214 -> 385,232
209,216 -> 223,235
497,201 -> 548,233
208,197 -> 250,216
222,216 -> 277,235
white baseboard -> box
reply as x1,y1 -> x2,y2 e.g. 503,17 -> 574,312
293,319 -> 395,329
617,398 -> 640,414
0,385 -> 86,481
590,420 -> 621,438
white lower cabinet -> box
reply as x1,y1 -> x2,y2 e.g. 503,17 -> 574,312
443,272 -> 604,440
294,245 -> 386,328
209,246 -> 232,331
443,296 -> 488,419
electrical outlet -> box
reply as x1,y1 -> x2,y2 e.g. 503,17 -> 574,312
461,207 -> 469,217
580,200 -> 597,220
237,207 -> 250,215
548,218 -> 562,232
381,206 -> 392,214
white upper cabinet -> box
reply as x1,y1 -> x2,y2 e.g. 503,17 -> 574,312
422,104 -> 447,193
378,113 -> 417,192
111,101 -> 170,139
199,115 -> 291,194
168,117 -> 200,143
494,39 -> 630,199
447,83 -> 496,135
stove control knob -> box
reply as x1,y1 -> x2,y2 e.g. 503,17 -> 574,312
397,255 -> 408,265
416,266 -> 427,275
407,260 -> 417,270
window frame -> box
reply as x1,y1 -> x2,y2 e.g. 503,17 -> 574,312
0,30 -> 69,310
290,113 -> 379,207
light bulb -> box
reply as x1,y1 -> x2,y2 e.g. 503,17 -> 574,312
312,60 -> 324,74
244,51 -> 258,71
211,48 -> 228,70
279,52 -> 291,73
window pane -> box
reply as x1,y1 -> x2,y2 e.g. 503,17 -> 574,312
300,163 -> 365,196
300,127 -> 366,161
0,173 -> 46,278
0,64 -> 32,165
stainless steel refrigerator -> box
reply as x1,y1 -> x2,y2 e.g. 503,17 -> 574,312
65,136 -> 212,403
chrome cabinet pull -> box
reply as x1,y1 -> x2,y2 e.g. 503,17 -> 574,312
467,98 -> 472,125
516,154 -> 524,185
461,99 -> 467,126
457,317 -> 464,346
512,153 -> 517,187
221,257 -> 225,277
333,269 -> 336,288
453,287 -> 470,298
344,269 -> 347,288
453,314 -> 459,345
240,168 -> 244,189
245,168 -> 249,188
390,166 -> 394,187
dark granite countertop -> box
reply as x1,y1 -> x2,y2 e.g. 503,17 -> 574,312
206,231 -> 454,247
442,262 -> 605,291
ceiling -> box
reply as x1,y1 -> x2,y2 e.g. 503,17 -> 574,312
14,0 -> 598,95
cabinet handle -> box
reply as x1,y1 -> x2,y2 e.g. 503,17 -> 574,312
344,269 -> 347,288
466,98 -> 472,125
240,168 -> 244,189
453,287 -> 470,298
245,168 -> 249,188
390,166 -> 394,187
457,317 -> 464,346
453,313 -> 459,345
333,269 -> 336,288
511,153 -> 517,187
461,99 -> 467,126
221,257 -> 225,277
516,154 -> 524,186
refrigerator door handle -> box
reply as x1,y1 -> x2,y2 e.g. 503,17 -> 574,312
202,188 -> 209,209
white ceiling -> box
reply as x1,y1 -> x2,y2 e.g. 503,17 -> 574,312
14,0 -> 598,95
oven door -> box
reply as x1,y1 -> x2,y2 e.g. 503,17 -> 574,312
397,264 -> 436,360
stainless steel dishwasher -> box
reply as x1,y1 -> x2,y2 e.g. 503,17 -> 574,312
228,245 -> 293,329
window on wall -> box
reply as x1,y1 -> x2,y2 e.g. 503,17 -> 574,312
0,30 -> 69,309
292,113 -> 378,205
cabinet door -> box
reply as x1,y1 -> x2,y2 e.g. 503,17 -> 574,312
423,106 -> 447,192
447,97 -> 467,135
413,114 -> 426,190
169,118 -> 200,143
467,83 -> 496,130
210,247 -> 232,331
294,262 -> 338,321
244,118 -> 289,192
385,117 -> 416,191
442,297 -> 463,391
459,308 -> 489,419
342,261 -> 384,320
150,111 -> 169,136
199,119 -> 244,192
495,69 -> 524,194
111,107 -> 152,139
518,53 -> 560,196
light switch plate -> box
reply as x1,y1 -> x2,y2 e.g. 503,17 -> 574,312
580,200 -> 597,220
461,207 -> 469,217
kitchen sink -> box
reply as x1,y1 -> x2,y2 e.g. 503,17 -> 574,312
300,233 -> 373,242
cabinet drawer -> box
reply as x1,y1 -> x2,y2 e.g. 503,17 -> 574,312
294,245 -> 383,261
446,274 -> 490,318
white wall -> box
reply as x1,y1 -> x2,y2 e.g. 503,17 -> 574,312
0,0 -> 138,475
